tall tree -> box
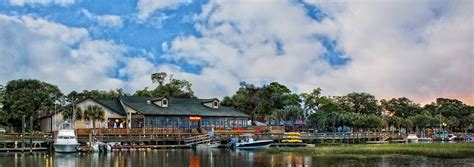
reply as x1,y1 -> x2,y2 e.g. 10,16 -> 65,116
230,82 -> 265,125
134,72 -> 195,98
0,85 -> 5,125
151,72 -> 167,86
61,104 -> 83,120
300,88 -> 324,116
83,105 -> 105,138
381,97 -> 421,118
2,79 -> 62,130
319,98 -> 344,132
337,92 -> 381,115
263,82 -> 301,125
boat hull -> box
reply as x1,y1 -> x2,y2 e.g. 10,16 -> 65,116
235,140 -> 273,149
196,144 -> 220,149
54,144 -> 79,153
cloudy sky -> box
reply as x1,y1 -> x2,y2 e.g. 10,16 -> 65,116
0,0 -> 472,104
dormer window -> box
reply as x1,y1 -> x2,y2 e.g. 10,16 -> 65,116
152,97 -> 168,107
213,101 -> 218,108
162,99 -> 168,106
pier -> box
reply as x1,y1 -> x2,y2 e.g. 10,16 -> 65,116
1,129 -> 469,152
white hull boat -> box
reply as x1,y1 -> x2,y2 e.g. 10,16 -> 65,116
230,134 -> 273,149
54,122 -> 79,153
196,142 -> 220,149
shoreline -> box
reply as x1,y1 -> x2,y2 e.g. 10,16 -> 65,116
264,143 -> 474,159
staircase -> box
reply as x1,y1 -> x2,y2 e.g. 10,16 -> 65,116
184,135 -> 214,145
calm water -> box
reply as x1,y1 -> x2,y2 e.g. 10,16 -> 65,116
0,149 -> 473,167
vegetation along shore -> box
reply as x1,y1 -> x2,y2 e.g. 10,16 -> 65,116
265,143 -> 474,159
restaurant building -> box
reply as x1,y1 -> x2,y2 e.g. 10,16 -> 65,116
40,96 -> 249,132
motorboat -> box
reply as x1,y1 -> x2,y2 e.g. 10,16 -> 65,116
54,121 -> 79,153
447,134 -> 457,141
406,134 -> 418,143
229,134 -> 273,149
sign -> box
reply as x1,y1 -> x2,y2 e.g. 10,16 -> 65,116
189,116 -> 201,121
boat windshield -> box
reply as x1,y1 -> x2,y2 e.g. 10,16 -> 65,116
58,136 -> 76,139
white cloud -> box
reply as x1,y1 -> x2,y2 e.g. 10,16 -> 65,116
9,0 -> 74,6
162,0 -> 336,98
0,14 -> 125,92
136,0 -> 190,20
162,0 -> 473,104
311,0 -> 474,104
81,9 -> 123,28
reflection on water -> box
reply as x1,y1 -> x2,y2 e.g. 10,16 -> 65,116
0,149 -> 473,167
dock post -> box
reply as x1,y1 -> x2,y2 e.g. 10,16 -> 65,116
29,116 -> 33,153
22,115 -> 25,152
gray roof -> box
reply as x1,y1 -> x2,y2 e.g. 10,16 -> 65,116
96,99 -> 127,116
119,96 -> 249,117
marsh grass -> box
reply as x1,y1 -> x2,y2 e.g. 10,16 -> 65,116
265,143 -> 474,159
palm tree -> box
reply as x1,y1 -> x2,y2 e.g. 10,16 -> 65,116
83,105 -> 105,138
61,104 -> 82,120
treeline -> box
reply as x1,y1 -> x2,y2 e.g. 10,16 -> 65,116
222,83 -> 474,133
0,74 -> 473,133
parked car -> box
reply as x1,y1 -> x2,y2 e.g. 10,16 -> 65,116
0,127 -> 6,133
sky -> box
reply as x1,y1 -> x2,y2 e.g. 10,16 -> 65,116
0,0 -> 472,105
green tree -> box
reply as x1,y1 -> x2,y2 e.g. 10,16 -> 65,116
281,105 -> 304,126
220,96 -> 233,107
307,112 -> 327,131
300,88 -> 324,114
61,104 -> 83,120
381,97 -> 421,118
409,113 -> 437,135
337,92 -> 381,115
151,72 -> 167,86
2,79 -> 63,130
386,116 -> 403,132
319,98 -> 344,132
263,82 -> 300,125
134,72 -> 195,98
83,105 -> 105,138
0,85 -> 5,125
365,114 -> 384,132
67,89 -> 128,101
229,82 -> 265,125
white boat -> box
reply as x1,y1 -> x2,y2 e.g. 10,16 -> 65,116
196,142 -> 220,149
447,134 -> 457,141
406,134 -> 418,143
54,121 -> 79,153
230,134 -> 273,149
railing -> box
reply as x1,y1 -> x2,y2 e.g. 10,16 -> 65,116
76,128 -> 195,136
0,133 -> 53,141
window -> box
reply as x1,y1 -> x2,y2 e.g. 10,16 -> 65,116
213,101 -> 218,107
163,99 -> 167,105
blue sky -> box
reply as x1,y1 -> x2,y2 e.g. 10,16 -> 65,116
0,0 -> 472,104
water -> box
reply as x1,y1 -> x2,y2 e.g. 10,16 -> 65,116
0,149 -> 473,167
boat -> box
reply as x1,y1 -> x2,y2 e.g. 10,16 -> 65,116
447,134 -> 457,141
229,134 -> 273,149
196,142 -> 220,149
53,121 -> 79,153
406,134 -> 418,143
465,134 -> 473,142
